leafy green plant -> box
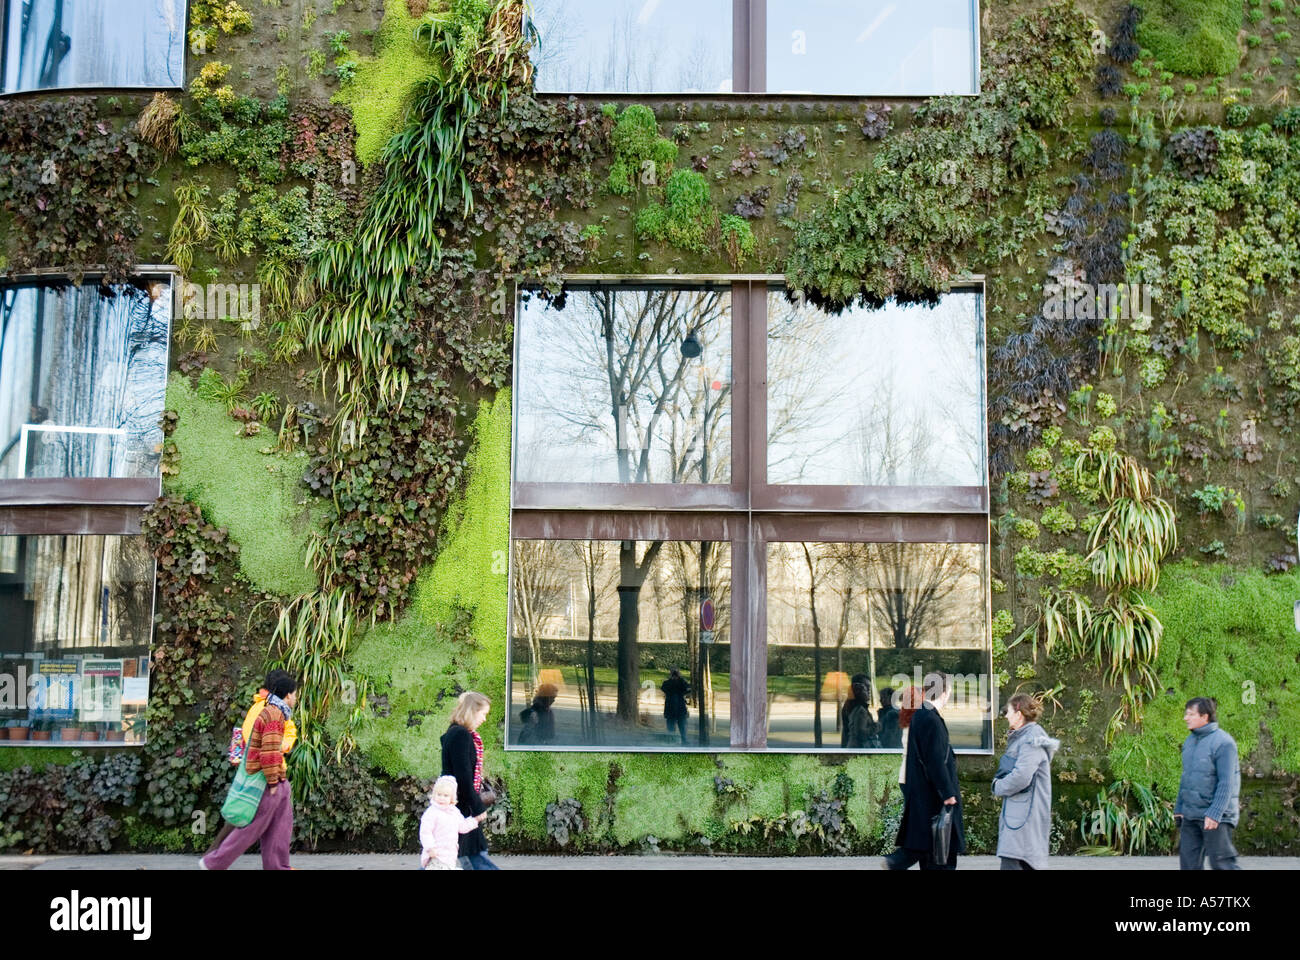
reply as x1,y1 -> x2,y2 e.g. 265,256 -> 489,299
635,169 -> 715,253
1078,779 -> 1175,854
606,105 -> 677,195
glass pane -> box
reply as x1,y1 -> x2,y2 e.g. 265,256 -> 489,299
766,0 -> 977,95
3,0 -> 185,93
765,541 -> 990,750
509,539 -> 731,748
0,534 -> 154,745
0,281 -> 170,481
767,290 -> 984,486
516,286 -> 732,485
530,0 -> 732,94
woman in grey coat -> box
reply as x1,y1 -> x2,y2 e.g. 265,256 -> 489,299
992,693 -> 1060,870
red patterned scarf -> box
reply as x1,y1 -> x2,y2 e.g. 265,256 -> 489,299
470,730 -> 484,791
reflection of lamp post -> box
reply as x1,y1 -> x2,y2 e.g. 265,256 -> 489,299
822,671 -> 851,733
681,331 -> 702,358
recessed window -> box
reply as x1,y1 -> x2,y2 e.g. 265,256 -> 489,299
510,279 -> 990,752
0,533 -> 154,745
529,0 -> 732,94
1,0 -> 186,95
0,279 -> 171,482
528,1 -> 979,96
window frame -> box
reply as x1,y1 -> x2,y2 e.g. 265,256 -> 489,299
526,0 -> 981,98
0,267 -> 177,508
507,275 -> 992,753
0,0 -> 189,97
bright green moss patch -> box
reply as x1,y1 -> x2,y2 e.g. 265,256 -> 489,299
1110,561 -> 1300,796
1136,1 -> 1244,76
165,374 -> 318,595
346,390 -> 511,779
333,0 -> 441,165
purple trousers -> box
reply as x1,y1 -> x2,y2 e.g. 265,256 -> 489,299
202,782 -> 294,870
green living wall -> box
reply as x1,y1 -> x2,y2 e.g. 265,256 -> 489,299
1,0 -> 1298,855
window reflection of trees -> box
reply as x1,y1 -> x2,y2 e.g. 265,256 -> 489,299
510,539 -> 730,747
529,0 -> 731,94
516,287 -> 731,485
3,0 -> 185,93
766,541 -> 984,747
766,292 -> 983,486
0,282 -> 170,480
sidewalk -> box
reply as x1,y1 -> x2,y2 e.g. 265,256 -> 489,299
2,853 -> 1297,870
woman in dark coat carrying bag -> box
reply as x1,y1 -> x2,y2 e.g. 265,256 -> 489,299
883,673 -> 965,870
440,691 -> 498,870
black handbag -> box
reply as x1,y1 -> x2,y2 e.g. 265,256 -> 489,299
930,804 -> 954,864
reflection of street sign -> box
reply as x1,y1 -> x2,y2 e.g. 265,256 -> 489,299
700,598 -> 715,631
700,630 -> 715,645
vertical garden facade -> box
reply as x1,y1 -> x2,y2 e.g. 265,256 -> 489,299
0,0 -> 1296,855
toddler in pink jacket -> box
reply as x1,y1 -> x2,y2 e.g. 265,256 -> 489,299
420,775 -> 486,870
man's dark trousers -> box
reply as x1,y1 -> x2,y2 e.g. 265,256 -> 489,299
1179,817 -> 1240,870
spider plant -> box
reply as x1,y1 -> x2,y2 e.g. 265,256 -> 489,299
1087,590 -> 1163,689
1078,779 -> 1175,855
251,391 -> 281,422
1012,589 -> 1091,662
166,180 -> 211,277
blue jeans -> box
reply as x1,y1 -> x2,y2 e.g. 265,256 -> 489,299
458,852 -> 500,871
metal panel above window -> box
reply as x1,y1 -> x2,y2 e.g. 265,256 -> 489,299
1,0 -> 186,95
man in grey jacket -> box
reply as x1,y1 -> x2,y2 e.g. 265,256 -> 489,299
1174,697 -> 1241,870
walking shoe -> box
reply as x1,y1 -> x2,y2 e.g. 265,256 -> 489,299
198,857 -> 209,870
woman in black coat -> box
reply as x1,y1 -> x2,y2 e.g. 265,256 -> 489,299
661,669 -> 689,745
840,674 -> 880,748
440,691 -> 497,870
884,674 -> 965,870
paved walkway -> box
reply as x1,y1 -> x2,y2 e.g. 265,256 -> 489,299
2,853 -> 1296,870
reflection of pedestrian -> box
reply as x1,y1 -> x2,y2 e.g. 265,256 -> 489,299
840,674 -> 880,748
662,669 -> 689,744
517,683 -> 557,745
1175,697 -> 1241,870
877,687 -> 901,749
884,674 -> 965,871
993,694 -> 1059,870
440,692 -> 499,870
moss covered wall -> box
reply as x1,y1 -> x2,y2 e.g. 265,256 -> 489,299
2,0 -> 1299,855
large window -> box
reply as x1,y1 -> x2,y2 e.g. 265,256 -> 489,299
1,0 -> 186,95
767,291 -> 985,487
515,285 -> 733,487
0,534 -> 153,744
0,279 -> 171,483
529,1 -> 980,96
765,0 -> 979,96
509,280 -> 990,751
530,0 -> 732,94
